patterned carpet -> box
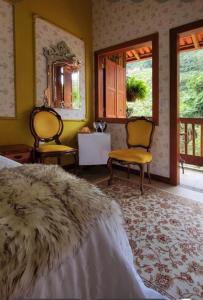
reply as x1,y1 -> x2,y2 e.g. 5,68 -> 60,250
97,177 -> 203,300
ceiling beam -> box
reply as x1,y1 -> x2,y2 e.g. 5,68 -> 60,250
191,34 -> 200,49
131,50 -> 140,60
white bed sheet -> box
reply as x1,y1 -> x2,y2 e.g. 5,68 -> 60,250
0,155 -> 21,168
0,156 -> 165,299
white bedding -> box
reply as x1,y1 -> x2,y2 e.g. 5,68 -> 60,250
0,155 -> 21,168
0,155 -> 165,299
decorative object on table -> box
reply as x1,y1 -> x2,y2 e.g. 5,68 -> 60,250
99,120 -> 107,132
93,121 -> 100,132
79,126 -> 91,134
107,117 -> 155,195
34,16 -> 86,120
0,144 -> 33,164
30,105 -> 78,167
93,121 -> 107,132
78,132 -> 111,165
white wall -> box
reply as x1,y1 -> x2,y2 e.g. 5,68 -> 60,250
92,0 -> 203,178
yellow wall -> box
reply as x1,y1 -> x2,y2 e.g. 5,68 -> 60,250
0,0 -> 93,147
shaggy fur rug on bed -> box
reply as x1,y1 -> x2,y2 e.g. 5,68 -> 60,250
0,164 -> 121,300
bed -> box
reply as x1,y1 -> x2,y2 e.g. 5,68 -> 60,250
0,155 -> 165,300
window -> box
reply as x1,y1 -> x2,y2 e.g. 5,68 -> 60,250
95,33 -> 159,124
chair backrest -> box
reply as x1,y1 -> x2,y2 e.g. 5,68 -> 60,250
30,106 -> 63,148
126,117 -> 155,150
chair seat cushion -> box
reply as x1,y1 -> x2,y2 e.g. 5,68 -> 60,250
37,144 -> 75,153
109,148 -> 152,164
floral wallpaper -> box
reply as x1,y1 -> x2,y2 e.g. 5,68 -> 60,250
0,0 -> 15,118
35,17 -> 86,120
92,0 -> 203,178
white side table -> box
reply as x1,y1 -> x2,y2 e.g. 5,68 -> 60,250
78,133 -> 111,166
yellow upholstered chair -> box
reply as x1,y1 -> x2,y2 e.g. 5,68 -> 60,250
30,106 -> 78,168
107,117 -> 155,194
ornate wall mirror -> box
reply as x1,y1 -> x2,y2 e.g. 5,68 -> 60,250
43,41 -> 81,110
35,16 -> 86,120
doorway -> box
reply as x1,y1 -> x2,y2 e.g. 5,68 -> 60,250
170,20 -> 203,190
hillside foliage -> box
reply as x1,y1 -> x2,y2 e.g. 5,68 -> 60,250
126,49 -> 203,119
179,50 -> 203,118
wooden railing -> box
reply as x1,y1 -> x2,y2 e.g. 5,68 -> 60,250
180,117 -> 203,166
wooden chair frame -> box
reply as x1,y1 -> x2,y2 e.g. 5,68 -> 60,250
107,117 -> 155,194
30,106 -> 78,168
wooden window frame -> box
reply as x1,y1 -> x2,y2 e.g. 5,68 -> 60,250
170,19 -> 203,185
94,33 -> 159,125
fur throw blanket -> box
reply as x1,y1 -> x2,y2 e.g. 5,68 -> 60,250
0,164 -> 121,300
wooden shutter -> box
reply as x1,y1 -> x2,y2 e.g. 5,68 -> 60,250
116,64 -> 126,118
97,56 -> 104,118
105,58 -> 117,118
64,70 -> 72,108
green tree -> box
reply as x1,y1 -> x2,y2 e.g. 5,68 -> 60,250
179,49 -> 203,118
189,75 -> 203,117
180,74 -> 203,118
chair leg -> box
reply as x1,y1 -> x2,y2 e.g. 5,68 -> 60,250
74,152 -> 79,174
181,160 -> 184,174
35,153 -> 40,163
107,157 -> 113,185
31,149 -> 35,163
39,155 -> 43,163
57,156 -> 61,165
139,164 -> 144,195
180,155 -> 185,174
127,164 -> 130,179
147,163 -> 151,184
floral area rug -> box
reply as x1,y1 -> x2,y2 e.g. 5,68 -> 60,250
97,177 -> 203,300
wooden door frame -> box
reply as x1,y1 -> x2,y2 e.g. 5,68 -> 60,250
170,19 -> 203,185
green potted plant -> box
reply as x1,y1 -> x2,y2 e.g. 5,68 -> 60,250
126,76 -> 148,102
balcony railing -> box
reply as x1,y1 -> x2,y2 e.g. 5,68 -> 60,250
180,117 -> 203,166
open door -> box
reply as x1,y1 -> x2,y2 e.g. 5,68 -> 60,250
170,19 -> 203,186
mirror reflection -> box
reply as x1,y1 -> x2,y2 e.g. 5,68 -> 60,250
43,41 -> 81,109
53,62 -> 80,109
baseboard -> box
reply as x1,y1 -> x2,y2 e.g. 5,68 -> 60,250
64,163 -> 171,185
113,164 -> 171,184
